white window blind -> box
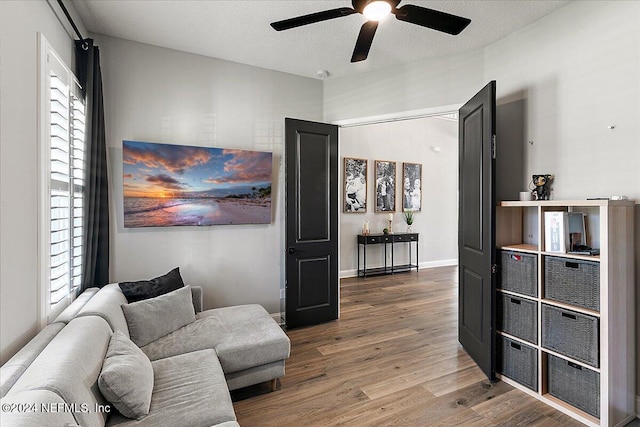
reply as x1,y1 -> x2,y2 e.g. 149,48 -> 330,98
40,35 -> 86,322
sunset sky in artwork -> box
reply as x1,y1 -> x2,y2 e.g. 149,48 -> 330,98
123,141 -> 272,198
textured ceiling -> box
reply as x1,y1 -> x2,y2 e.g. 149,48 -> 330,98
73,0 -> 570,79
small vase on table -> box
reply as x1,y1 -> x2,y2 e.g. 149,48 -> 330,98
403,211 -> 414,233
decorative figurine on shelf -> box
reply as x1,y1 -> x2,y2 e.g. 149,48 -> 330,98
530,174 -> 554,200
387,213 -> 393,233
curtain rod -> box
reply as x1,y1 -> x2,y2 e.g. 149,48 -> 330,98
56,0 -> 89,50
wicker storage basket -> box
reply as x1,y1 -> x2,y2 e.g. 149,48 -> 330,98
548,354 -> 600,418
544,256 -> 600,311
500,251 -> 537,297
497,293 -> 538,344
497,335 -> 537,391
542,304 -> 599,367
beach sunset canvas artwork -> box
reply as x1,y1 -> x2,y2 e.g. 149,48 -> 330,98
123,141 -> 272,227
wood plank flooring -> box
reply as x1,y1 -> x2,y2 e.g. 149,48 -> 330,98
232,266 -> 585,426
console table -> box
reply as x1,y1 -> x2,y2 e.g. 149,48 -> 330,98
357,233 -> 419,277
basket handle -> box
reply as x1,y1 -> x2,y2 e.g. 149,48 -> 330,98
567,361 -> 583,370
565,261 -> 579,269
561,312 -> 577,320
510,298 -> 521,305
510,342 -> 521,350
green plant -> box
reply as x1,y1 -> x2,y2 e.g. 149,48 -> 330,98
403,211 -> 414,225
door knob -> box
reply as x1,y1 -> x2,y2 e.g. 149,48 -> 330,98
287,247 -> 296,254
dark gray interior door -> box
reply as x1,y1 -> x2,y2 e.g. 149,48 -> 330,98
285,118 -> 338,329
458,81 -> 497,380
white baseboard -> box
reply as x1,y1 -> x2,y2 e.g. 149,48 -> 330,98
419,259 -> 458,269
340,259 -> 458,278
340,270 -> 358,278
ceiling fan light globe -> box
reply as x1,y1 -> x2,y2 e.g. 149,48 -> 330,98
363,1 -> 392,21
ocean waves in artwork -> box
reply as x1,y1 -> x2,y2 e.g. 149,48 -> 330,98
123,197 -> 270,227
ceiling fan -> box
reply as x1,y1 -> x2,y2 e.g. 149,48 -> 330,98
270,0 -> 471,63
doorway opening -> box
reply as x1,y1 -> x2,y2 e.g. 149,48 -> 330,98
336,106 -> 461,281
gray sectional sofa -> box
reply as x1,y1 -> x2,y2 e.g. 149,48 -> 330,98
0,284 -> 290,426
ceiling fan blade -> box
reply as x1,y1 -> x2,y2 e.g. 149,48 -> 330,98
271,7 -> 357,31
394,4 -> 471,35
351,21 -> 378,63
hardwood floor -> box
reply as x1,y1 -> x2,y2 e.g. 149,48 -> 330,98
232,266 -> 585,426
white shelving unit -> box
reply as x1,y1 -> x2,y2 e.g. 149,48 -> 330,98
496,199 -> 636,427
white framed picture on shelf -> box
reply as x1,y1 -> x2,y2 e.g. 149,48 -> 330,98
544,211 -> 569,253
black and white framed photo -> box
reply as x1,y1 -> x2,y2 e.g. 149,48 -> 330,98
374,160 -> 396,212
402,162 -> 422,212
343,157 -> 367,212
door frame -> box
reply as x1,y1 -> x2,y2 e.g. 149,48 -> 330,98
331,104 -> 463,128
322,103 -> 463,319
331,102 -> 464,277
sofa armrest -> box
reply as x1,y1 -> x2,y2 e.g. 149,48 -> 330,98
190,286 -> 203,313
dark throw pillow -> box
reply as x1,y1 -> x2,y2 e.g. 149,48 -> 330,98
119,267 -> 185,303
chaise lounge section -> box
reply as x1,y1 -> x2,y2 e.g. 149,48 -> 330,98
0,282 -> 290,426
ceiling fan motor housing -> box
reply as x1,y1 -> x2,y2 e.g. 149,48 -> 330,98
352,0 -> 401,14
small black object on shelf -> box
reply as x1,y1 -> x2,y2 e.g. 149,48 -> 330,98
530,174 -> 553,200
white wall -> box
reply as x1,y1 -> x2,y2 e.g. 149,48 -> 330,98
94,35 -> 323,314
324,50 -> 485,123
339,116 -> 458,276
0,0 -> 86,365
484,1 -> 640,200
325,0 -> 640,404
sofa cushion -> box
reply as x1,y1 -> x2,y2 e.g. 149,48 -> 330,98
7,316 -> 112,427
0,390 -> 78,427
0,323 -> 65,398
78,283 -> 131,338
105,349 -> 237,427
139,315 -> 219,362
119,267 -> 184,303
99,331 -> 154,420
0,365 -> 23,400
140,304 -> 290,374
121,286 -> 196,347
52,287 -> 99,324
197,305 -> 290,373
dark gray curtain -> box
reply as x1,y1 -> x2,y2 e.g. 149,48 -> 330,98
75,39 -> 110,289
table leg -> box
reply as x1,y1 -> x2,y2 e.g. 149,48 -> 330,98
391,242 -> 394,274
384,243 -> 387,273
409,240 -> 412,271
363,243 -> 367,278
